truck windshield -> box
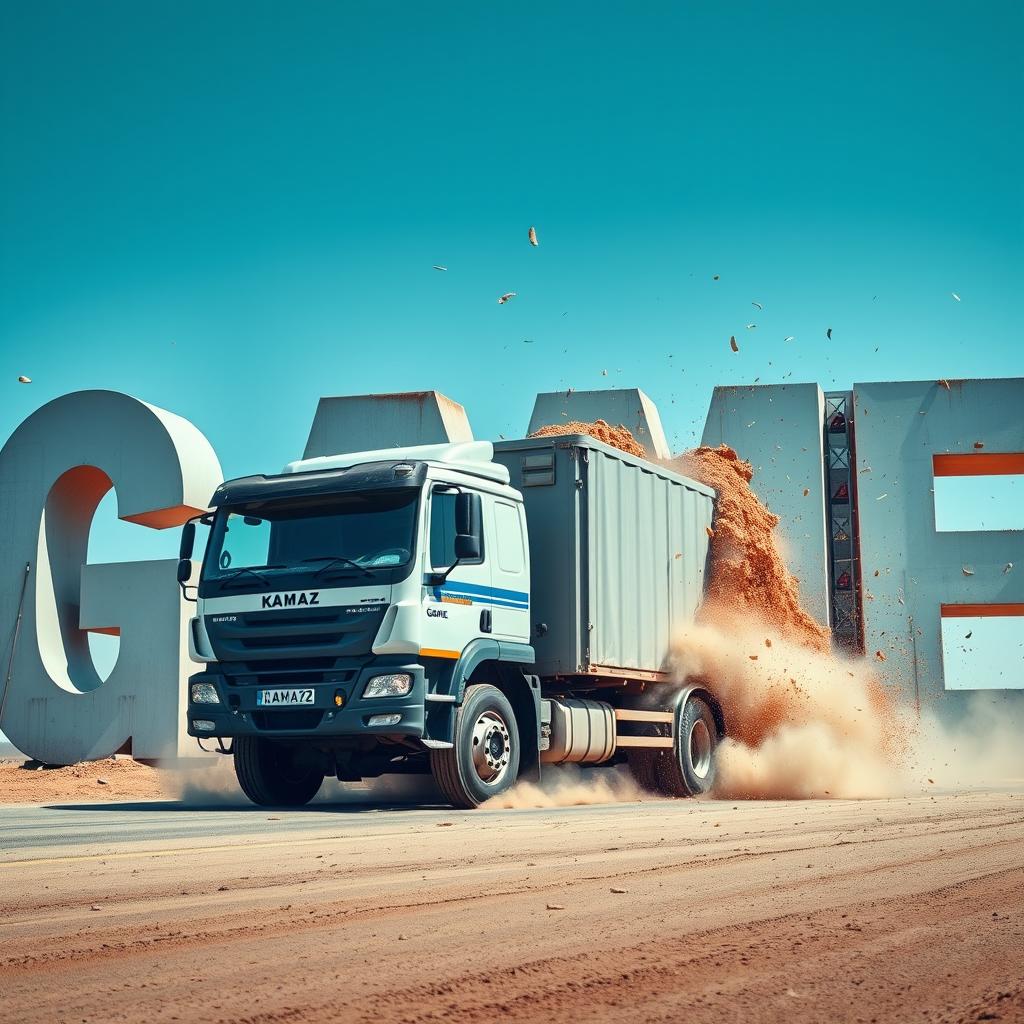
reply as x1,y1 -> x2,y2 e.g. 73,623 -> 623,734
203,490 -> 419,581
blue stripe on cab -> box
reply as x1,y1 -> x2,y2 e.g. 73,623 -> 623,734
431,579 -> 529,608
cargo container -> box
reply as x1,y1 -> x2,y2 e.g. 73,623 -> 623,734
493,434 -> 714,680
178,394 -> 726,808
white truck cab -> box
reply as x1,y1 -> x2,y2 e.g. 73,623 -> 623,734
183,441 -> 541,807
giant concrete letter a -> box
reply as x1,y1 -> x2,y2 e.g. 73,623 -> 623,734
0,391 -> 222,764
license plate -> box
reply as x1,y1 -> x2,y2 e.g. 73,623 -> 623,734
256,688 -> 315,707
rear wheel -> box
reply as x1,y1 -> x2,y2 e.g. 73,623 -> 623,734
430,684 -> 520,808
654,693 -> 719,797
627,750 -> 663,793
234,736 -> 325,807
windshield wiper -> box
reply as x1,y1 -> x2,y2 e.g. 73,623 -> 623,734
218,565 -> 285,589
302,555 -> 374,579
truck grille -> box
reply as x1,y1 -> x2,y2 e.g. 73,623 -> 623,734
205,603 -> 388,661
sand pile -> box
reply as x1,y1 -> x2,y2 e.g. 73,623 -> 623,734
671,445 -> 831,652
530,419 -> 648,459
0,757 -> 172,803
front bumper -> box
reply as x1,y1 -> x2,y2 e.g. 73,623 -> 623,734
186,657 -> 428,740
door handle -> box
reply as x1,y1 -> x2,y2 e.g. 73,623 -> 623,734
480,608 -> 492,633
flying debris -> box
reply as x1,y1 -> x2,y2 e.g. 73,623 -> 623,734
601,369 -> 608,376
965,631 -> 973,640
752,301 -> 763,310
962,566 -> 974,576
432,265 -> 447,272
522,339 -> 535,344
528,226 -> 539,247
826,328 -> 833,340
938,379 -> 951,391
17,375 -> 31,383
497,292 -> 517,305
713,274 -> 720,281
951,292 -> 961,301
973,441 -> 985,449
1005,563 -> 1014,574
784,336 -> 795,342
745,323 -> 757,330
730,335 -> 739,353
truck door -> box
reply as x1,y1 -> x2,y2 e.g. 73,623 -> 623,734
488,497 -> 530,643
423,485 -> 490,659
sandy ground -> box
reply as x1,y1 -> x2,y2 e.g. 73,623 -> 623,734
0,758 -> 171,802
1,789 -> 1022,1024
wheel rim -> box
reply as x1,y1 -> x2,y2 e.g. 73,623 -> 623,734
688,718 -> 713,779
470,709 -> 513,786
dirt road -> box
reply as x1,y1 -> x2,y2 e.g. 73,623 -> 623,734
1,790 -> 1022,1024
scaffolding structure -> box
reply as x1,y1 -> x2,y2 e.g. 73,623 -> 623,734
824,392 -> 864,653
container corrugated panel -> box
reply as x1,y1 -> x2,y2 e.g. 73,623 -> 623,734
493,435 -> 715,679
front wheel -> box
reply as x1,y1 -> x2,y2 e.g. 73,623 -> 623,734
654,693 -> 719,797
430,684 -> 520,808
234,736 -> 325,807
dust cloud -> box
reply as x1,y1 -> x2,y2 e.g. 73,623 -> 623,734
667,615 -> 908,799
910,696 -> 1024,790
672,444 -> 1022,799
169,757 -> 449,807
482,764 -> 646,810
168,757 -> 247,805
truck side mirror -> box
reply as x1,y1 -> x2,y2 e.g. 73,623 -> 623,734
177,519 -> 198,599
454,493 -> 482,561
179,521 -> 196,560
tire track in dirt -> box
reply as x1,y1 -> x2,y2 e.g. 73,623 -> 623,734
3,793 -> 1022,1024
218,867 -> 1024,1024
5,820 -> 1019,976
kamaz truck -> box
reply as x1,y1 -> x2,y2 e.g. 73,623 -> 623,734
179,391 -> 724,808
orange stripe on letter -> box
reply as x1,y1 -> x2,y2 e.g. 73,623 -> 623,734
940,603 -> 1024,618
933,453 -> 1024,477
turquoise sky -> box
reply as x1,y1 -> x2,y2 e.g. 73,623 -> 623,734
2,0 -> 1022,571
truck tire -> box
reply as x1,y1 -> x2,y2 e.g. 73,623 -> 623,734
430,684 -> 520,809
234,736 -> 325,807
654,693 -> 718,797
627,750 -> 662,793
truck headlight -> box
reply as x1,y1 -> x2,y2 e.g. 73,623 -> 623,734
362,673 -> 413,698
191,682 -> 221,704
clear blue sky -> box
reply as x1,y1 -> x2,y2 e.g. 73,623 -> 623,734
2,0 -> 1022,574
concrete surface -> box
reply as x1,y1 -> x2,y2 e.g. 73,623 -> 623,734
701,378 -> 1024,708
1,791 -> 1022,1023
